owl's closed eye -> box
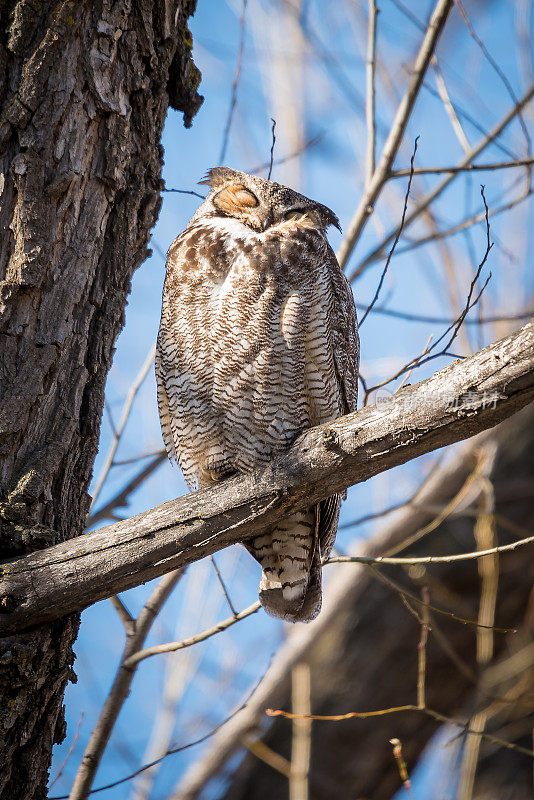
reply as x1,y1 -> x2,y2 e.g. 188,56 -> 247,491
198,166 -> 340,233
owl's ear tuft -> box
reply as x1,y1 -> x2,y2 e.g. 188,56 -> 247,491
317,204 -> 341,232
212,184 -> 259,216
199,167 -> 243,189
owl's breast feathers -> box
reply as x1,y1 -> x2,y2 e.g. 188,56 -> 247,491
156,215 -> 359,621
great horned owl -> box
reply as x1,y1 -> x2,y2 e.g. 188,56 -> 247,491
156,167 -> 359,622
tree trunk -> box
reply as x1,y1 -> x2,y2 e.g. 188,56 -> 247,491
0,2 -> 201,797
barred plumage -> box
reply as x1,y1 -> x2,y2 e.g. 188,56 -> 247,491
156,167 -> 359,622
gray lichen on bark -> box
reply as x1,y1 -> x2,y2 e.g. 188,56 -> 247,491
0,1 -> 201,796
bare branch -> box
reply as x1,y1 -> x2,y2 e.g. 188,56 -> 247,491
390,157 -> 534,178
109,595 -> 134,631
90,343 -> 156,510
87,450 -> 167,528
169,421 -> 530,800
219,0 -> 248,165
265,706 -> 534,758
361,185 -> 493,403
454,0 -> 532,156
349,84 -> 534,281
326,533 -> 534,567
267,118 -> 276,181
210,554 -> 238,616
432,59 -> 470,153
390,184 -> 533,260
359,137 -> 419,327
68,570 -> 184,800
124,602 -> 261,669
249,133 -> 323,175
365,0 -> 378,191
51,661 -> 272,799
390,737 -> 414,798
336,0 -> 454,270
161,188 -> 206,199
353,302 -> 534,326
417,587 -> 430,709
367,563 -> 513,632
290,663 -> 311,800
48,712 -> 84,790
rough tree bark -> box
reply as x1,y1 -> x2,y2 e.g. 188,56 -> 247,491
0,2 -> 201,798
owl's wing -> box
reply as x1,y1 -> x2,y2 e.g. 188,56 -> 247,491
155,343 -> 179,466
327,245 -> 360,416
316,247 -> 360,562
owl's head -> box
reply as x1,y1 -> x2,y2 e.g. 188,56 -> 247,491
194,167 -> 340,233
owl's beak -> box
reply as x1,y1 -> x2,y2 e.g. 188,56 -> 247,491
260,207 -> 275,231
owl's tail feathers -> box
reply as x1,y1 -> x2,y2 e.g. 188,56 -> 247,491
249,506 -> 323,623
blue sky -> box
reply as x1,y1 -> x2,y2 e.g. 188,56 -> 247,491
48,1 -> 533,798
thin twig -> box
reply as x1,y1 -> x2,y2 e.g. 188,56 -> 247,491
390,157 -> 534,178
365,0 -> 378,191
265,707 -> 534,758
87,451 -> 167,528
90,343 -> 156,510
51,659 -> 272,799
123,602 -> 261,669
383,448 -> 491,556
210,555 -> 238,616
109,595 -> 134,631
417,587 -> 430,709
243,736 -> 292,778
48,712 -> 84,789
249,133 -> 323,176
390,737 -> 414,799
367,564 -> 515,633
267,118 -> 276,181
219,0 -> 248,165
419,75 -> 519,161
454,0 -> 532,156
395,333 -> 432,393
353,302 -> 534,326
266,705 -> 414,721
474,480 -> 499,667
432,59 -> 470,153
360,137 -> 419,328
162,188 -> 206,199
111,449 -> 165,467
326,533 -> 534,567
361,185 -> 492,401
390,186 -> 533,260
458,707 -> 490,800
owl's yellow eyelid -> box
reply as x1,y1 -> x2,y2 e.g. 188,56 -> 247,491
233,187 -> 259,207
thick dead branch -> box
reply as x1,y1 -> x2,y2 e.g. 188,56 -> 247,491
172,415 -> 521,800
213,406 -> 534,800
0,322 -> 532,636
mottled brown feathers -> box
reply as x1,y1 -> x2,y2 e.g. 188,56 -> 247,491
156,169 -> 359,622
